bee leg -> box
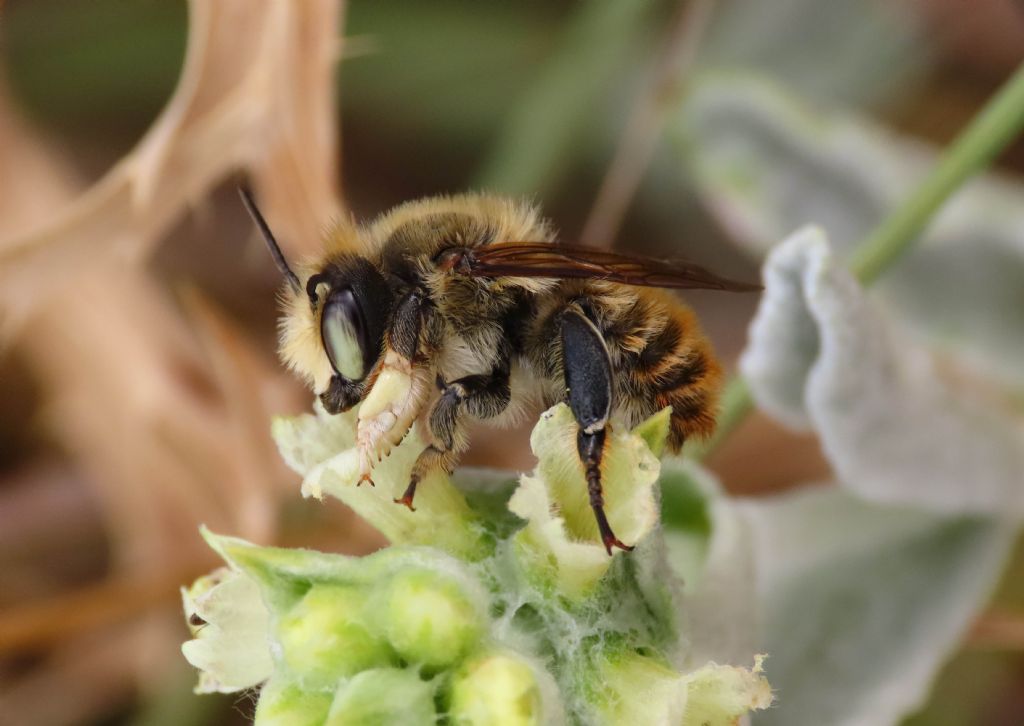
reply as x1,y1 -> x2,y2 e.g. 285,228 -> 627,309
357,290 -> 433,479
395,444 -> 453,511
395,367 -> 511,510
388,288 -> 427,361
560,306 -> 633,555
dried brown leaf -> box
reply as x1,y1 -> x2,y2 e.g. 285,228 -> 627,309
0,0 -> 344,337
0,1 -> 348,717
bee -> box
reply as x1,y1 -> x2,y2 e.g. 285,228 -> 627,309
240,188 -> 758,554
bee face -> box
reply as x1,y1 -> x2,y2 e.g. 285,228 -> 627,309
298,255 -> 394,410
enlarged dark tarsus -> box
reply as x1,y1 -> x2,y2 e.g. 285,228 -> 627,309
560,305 -> 633,554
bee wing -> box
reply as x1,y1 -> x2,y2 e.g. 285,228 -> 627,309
465,242 -> 762,292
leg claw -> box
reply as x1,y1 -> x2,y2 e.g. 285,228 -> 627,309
393,495 -> 416,512
394,478 -> 419,511
601,534 -> 635,556
592,495 -> 634,556
357,473 -> 375,487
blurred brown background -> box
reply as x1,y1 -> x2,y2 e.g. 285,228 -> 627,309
0,1 -> 1023,724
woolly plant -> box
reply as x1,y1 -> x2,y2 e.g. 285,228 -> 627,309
182,402 -> 771,725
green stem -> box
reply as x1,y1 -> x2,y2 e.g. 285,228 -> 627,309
693,61 -> 1024,461
851,63 -> 1024,284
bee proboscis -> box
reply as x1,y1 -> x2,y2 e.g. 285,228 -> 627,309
240,188 -> 759,553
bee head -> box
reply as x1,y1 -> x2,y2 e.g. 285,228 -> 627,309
238,187 -> 394,410
305,257 -> 394,409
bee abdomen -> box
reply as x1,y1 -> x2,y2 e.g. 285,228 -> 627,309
624,308 -> 722,453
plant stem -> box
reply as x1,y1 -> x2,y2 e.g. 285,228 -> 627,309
687,376 -> 753,460
851,63 -> 1024,284
693,61 -> 1024,461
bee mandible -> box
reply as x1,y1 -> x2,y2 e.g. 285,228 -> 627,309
240,188 -> 759,554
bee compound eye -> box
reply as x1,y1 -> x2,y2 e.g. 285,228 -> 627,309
320,288 -> 368,381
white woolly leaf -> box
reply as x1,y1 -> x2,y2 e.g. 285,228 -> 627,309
740,228 -> 1024,515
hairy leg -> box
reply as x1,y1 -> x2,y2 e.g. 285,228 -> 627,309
356,289 -> 432,485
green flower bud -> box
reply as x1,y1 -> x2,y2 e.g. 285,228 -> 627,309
678,656 -> 773,726
374,568 -> 485,670
253,677 -> 332,726
448,652 -> 546,726
277,584 -> 393,688
325,668 -> 436,725
632,406 -> 672,458
590,651 -> 688,725
590,651 -> 773,726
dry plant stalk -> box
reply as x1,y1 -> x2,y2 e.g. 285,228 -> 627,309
0,1 -> 349,722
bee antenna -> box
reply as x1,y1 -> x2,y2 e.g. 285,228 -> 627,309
237,185 -> 302,294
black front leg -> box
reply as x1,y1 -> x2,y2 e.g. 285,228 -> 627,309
388,288 -> 427,361
560,305 -> 633,555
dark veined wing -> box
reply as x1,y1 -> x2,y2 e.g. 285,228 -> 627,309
463,242 -> 762,292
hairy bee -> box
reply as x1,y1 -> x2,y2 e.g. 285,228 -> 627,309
240,188 -> 758,553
